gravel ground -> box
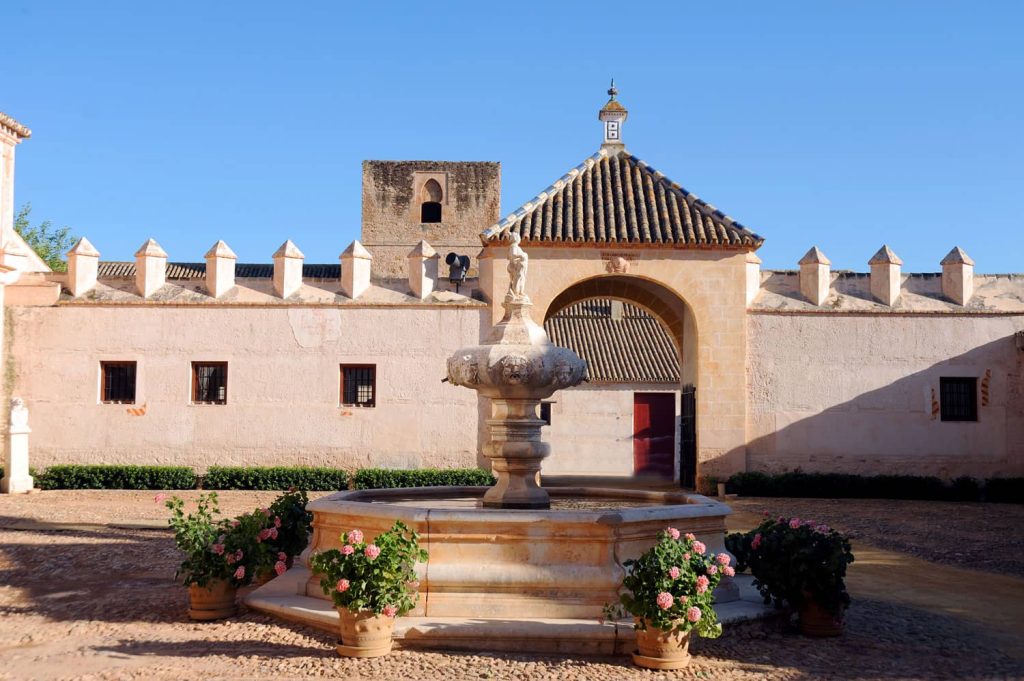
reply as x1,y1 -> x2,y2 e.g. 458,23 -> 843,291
1,492 -> 1023,680
728,497 -> 1024,577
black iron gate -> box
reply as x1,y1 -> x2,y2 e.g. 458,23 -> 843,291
679,384 -> 697,489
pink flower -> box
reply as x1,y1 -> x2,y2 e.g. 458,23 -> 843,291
274,516 -> 282,528
257,529 -> 269,542
696,575 -> 710,594
668,566 -> 681,580
407,580 -> 420,590
153,493 -> 168,504
262,508 -> 271,517
364,544 -> 381,560
678,595 -> 689,605
815,524 -> 831,534
347,529 -> 363,545
268,527 -> 278,540
382,605 -> 398,618
708,565 -> 718,576
666,527 -> 680,540
226,553 -> 236,565
686,606 -> 702,623
336,578 -> 350,592
230,520 -> 240,528
274,561 -> 287,576
341,545 -> 355,556
655,592 -> 674,610
692,541 -> 707,555
234,549 -> 243,561
683,552 -> 691,560
723,566 -> 736,577
751,533 -> 762,550
211,543 -> 225,556
277,552 -> 288,562
716,553 -> 731,566
233,566 -> 245,580
684,533 -> 696,541
789,518 -> 802,529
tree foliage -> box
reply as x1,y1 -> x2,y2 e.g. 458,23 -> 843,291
13,203 -> 75,272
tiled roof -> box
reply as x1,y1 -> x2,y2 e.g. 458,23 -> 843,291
544,299 -> 679,383
96,262 -> 342,279
482,148 -> 763,248
0,112 -> 31,138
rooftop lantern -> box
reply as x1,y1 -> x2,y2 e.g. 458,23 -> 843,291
598,79 -> 628,150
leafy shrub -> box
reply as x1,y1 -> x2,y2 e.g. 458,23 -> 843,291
947,476 -> 982,502
984,478 -> 1024,503
38,465 -> 196,490
265,488 -> 313,561
204,466 -> 349,491
352,467 -> 495,490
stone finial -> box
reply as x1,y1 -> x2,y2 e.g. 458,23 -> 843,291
66,237 -> 100,297
745,252 -> 762,306
798,246 -> 832,306
204,240 -> 237,299
869,244 -> 903,306
598,79 -> 628,148
407,240 -> 439,300
272,240 -> 304,299
940,246 -> 974,306
340,240 -> 372,300
134,238 -> 167,298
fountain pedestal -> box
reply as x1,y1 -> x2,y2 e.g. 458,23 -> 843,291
445,296 -> 587,510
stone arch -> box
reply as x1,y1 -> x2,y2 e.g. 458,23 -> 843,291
420,179 -> 443,223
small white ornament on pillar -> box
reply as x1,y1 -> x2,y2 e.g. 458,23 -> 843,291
204,240 -> 238,298
134,238 -> 168,298
1,397 -> 34,494
272,240 -> 305,299
869,244 -> 903,306
745,252 -> 762,306
67,236 -> 100,297
340,240 -> 372,300
407,240 -> 439,299
940,246 -> 974,306
798,246 -> 832,306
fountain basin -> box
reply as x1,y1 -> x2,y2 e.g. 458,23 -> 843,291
247,486 -> 773,653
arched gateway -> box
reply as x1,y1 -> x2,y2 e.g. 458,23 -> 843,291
476,86 -> 764,486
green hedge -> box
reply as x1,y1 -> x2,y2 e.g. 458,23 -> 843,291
727,471 -> 1023,503
37,464 -> 196,490
353,467 -> 495,490
203,466 -> 350,491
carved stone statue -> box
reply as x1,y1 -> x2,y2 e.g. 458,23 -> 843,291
9,398 -> 28,430
507,232 -> 529,302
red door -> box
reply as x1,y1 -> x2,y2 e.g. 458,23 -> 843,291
633,393 -> 676,478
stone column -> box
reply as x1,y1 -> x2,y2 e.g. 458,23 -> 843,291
135,238 -> 168,298
407,240 -> 438,299
67,237 -> 100,297
273,240 -> 304,299
341,240 -> 372,300
869,245 -> 903,306
483,398 -> 551,509
798,246 -> 831,306
205,240 -> 237,298
941,246 -> 974,306
1,398 -> 33,494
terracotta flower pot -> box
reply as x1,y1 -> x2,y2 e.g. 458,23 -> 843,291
188,579 -> 237,621
336,607 -> 395,658
632,619 -> 691,670
798,596 -> 844,637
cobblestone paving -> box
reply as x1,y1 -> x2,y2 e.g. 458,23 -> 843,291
0,492 -> 1022,679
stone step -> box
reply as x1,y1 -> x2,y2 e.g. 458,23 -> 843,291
245,568 -> 777,655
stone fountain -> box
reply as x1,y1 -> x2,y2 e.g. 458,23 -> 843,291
445,232 -> 587,509
247,233 -> 765,654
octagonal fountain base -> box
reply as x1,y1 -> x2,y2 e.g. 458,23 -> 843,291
246,486 -> 776,654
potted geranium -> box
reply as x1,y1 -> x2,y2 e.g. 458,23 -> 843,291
618,527 -> 733,670
309,521 -> 427,658
726,515 -> 854,636
263,488 -> 313,576
163,493 -> 275,619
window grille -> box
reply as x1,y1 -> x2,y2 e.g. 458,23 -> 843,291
341,365 -> 376,407
101,362 -> 137,404
192,362 -> 228,404
940,377 -> 977,422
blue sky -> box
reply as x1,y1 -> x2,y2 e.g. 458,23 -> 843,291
6,1 -> 1023,272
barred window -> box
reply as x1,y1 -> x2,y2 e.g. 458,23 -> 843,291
940,377 -> 977,422
341,365 -> 376,407
192,362 -> 228,405
101,362 -> 137,404
540,401 -> 552,426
